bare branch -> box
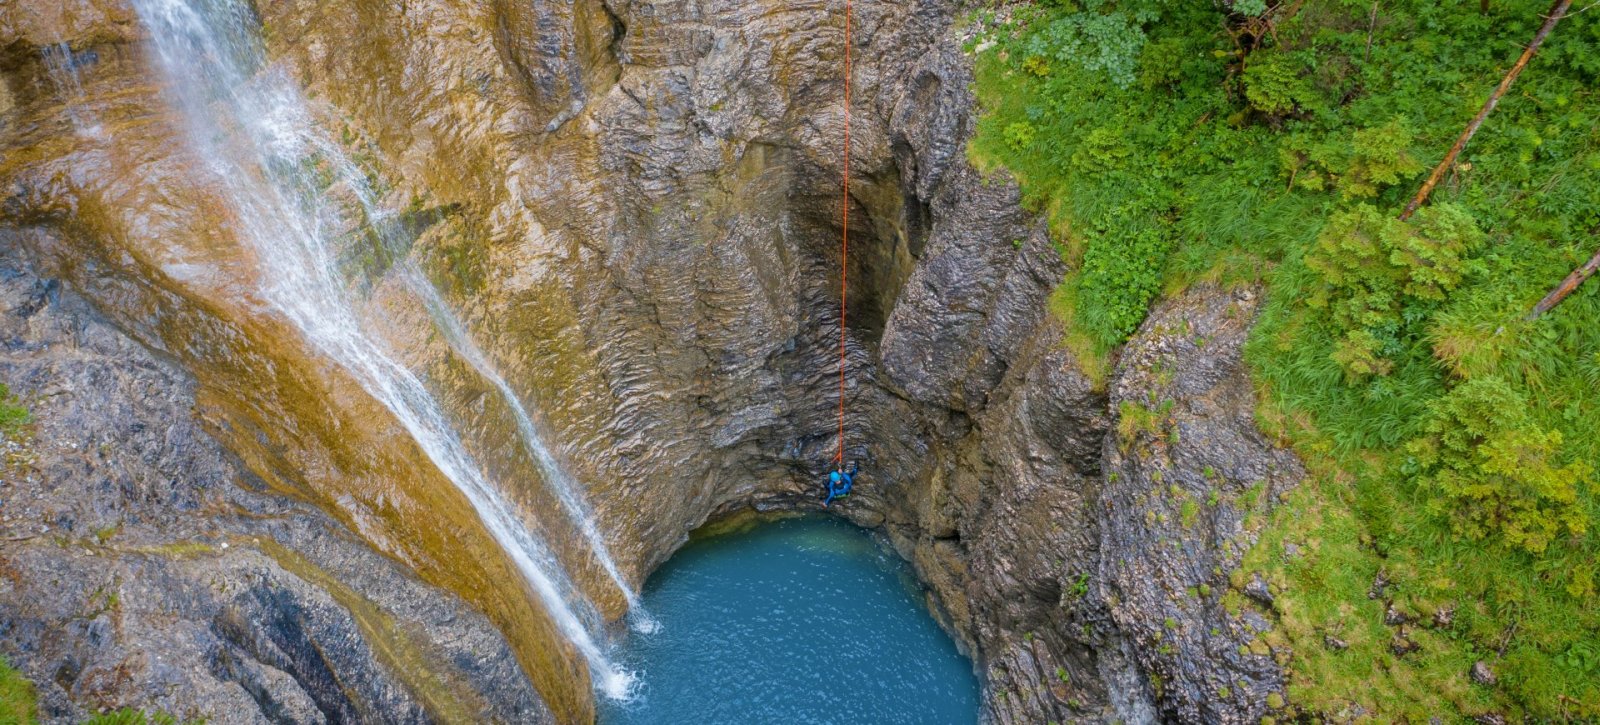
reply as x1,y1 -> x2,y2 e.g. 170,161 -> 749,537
1399,0 -> 1573,221
1526,245 -> 1600,320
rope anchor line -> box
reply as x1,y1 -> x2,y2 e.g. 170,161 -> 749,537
835,0 -> 851,467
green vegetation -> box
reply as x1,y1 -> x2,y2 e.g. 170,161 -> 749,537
0,656 -> 37,725
82,710 -> 183,725
1114,398 -> 1172,451
971,0 -> 1599,718
0,383 -> 29,438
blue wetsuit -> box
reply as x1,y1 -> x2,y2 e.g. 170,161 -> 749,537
823,463 -> 858,507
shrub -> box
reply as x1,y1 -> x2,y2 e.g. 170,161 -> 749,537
1305,203 -> 1484,381
1022,9 -> 1151,89
1078,215 -> 1172,344
1338,119 -> 1425,200
1004,122 -> 1037,152
1242,50 -> 1317,117
1407,376 -> 1591,554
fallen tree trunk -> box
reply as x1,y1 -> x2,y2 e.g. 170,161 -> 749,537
1526,246 -> 1600,320
1399,0 -> 1572,221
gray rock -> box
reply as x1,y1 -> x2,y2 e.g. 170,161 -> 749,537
1245,574 -> 1274,607
1098,285 -> 1302,724
1471,661 -> 1496,686
1369,569 -> 1391,600
0,253 -> 550,724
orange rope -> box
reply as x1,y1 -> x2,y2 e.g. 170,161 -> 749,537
836,0 -> 851,466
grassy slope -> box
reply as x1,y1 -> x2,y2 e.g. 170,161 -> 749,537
969,0 -> 1599,719
0,656 -> 37,725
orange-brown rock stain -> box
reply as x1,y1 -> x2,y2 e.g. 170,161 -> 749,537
0,21 -> 597,722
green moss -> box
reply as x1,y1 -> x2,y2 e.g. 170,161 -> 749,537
1116,399 -> 1173,453
1180,499 -> 1200,529
80,709 -> 185,725
0,655 -> 37,725
0,383 -> 31,438
115,542 -> 216,559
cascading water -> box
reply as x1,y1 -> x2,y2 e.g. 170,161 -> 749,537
129,0 -> 636,698
399,266 -> 659,633
40,43 -> 103,138
287,126 -> 653,631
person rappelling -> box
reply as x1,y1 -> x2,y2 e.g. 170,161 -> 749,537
823,461 -> 858,507
823,0 -> 856,511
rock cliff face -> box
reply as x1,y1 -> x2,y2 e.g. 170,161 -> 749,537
1,0 -> 1300,722
0,248 -> 550,723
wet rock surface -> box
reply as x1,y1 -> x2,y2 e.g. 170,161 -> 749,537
0,0 -> 1304,722
1098,286 -> 1302,723
0,250 -> 549,723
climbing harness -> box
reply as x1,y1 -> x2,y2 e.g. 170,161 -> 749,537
824,463 -> 857,507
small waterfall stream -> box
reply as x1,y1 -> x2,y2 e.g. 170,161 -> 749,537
40,43 -> 103,139
400,267 -> 658,632
129,0 -> 636,697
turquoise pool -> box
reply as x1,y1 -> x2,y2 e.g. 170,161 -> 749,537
599,515 -> 981,724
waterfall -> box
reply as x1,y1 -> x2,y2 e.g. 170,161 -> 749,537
41,43 -> 103,138
283,123 -> 653,629
129,0 -> 636,698
399,267 -> 659,633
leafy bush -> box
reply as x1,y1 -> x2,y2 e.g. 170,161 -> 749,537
1022,8 -> 1152,89
1242,50 -> 1317,117
1407,376 -> 1590,554
1003,121 -> 1036,152
1339,120 -> 1425,199
1077,213 -> 1171,343
1279,118 -> 1425,199
1304,203 -> 1485,381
